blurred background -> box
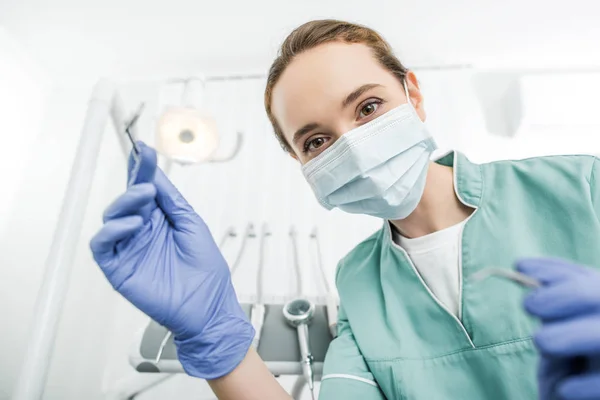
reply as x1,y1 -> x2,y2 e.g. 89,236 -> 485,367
1,0 -> 600,398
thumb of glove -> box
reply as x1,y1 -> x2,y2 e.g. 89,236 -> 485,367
130,142 -> 202,232
127,142 -> 157,222
153,166 -> 200,230
128,142 -> 157,186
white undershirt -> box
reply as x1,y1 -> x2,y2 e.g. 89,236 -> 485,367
391,221 -> 466,318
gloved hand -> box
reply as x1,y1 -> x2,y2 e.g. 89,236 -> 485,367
90,142 -> 254,380
517,258 -> 600,400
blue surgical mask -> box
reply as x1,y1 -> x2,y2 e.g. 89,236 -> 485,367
301,83 -> 437,220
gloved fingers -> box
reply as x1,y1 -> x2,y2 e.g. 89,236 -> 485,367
558,372 -> 600,400
538,356 -> 575,398
538,356 -> 574,390
90,215 -> 144,264
128,142 -> 157,186
153,166 -> 201,228
102,183 -> 157,223
516,258 -> 588,285
535,315 -> 600,357
524,278 -> 600,321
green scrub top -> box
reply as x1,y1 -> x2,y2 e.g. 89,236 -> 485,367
319,151 -> 600,400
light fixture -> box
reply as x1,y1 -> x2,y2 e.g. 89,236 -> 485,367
156,77 -> 242,165
156,106 -> 219,164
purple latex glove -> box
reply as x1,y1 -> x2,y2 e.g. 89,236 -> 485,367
517,258 -> 600,400
90,142 -> 254,379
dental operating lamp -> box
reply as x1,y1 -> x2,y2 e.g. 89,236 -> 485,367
157,77 -> 243,174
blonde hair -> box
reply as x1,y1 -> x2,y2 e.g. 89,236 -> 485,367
264,19 -> 409,152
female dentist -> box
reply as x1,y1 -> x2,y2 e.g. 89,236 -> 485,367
91,20 -> 600,400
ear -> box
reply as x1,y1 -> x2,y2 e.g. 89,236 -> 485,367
289,151 -> 299,161
405,71 -> 427,122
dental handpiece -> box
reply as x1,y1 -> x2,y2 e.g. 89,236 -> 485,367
218,226 -> 237,249
250,223 -> 270,349
230,223 -> 256,275
283,298 -> 316,400
287,228 -> 316,398
310,227 -> 338,338
297,324 -> 315,399
289,226 -> 303,297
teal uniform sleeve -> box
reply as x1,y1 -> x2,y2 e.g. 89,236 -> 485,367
319,305 -> 386,399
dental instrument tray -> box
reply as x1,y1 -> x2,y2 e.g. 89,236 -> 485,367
129,296 -> 333,377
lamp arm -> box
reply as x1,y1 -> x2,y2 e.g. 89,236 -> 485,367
207,131 -> 243,163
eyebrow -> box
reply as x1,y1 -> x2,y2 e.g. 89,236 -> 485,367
342,83 -> 382,108
291,83 -> 383,147
292,123 -> 320,146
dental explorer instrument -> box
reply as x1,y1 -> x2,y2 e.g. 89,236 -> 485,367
230,223 -> 256,275
124,102 -> 144,154
286,226 -> 316,400
250,223 -> 270,349
283,298 -> 317,400
471,268 -> 541,288
310,227 -> 339,338
124,102 -> 145,186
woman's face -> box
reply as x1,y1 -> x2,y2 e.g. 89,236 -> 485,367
271,42 -> 426,164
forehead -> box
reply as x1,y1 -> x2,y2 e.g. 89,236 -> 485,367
270,42 -> 398,137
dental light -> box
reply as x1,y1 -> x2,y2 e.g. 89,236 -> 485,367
156,106 -> 219,164
156,77 -> 241,165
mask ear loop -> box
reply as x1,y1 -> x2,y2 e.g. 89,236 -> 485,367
403,79 -> 413,109
403,78 -> 438,152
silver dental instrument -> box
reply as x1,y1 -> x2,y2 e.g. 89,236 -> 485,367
230,223 -> 256,275
287,227 -> 316,400
250,223 -> 270,349
283,298 -> 316,400
310,227 -> 339,338
124,102 -> 145,186
471,268 -> 542,288
124,102 -> 144,155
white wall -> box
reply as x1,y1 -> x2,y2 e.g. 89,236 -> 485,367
0,27 -> 54,400
0,27 -> 49,239
3,63 -> 600,399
